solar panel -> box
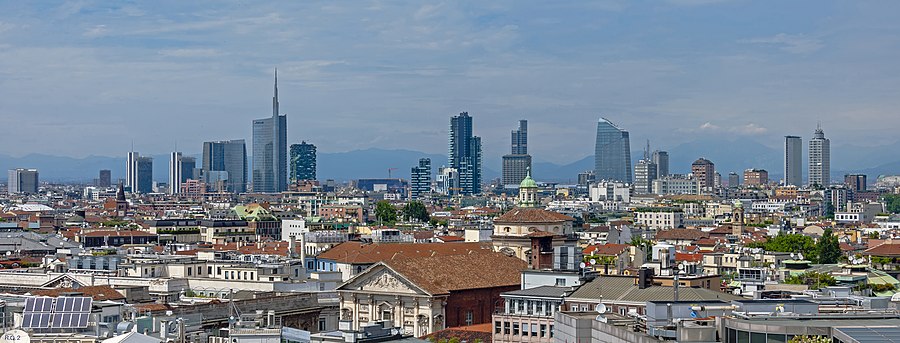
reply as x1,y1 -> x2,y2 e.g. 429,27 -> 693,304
49,297 -> 92,329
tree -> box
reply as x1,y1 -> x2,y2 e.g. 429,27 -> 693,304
816,228 -> 842,264
785,271 -> 836,289
374,201 -> 398,224
403,201 -> 430,222
870,231 -> 881,239
629,236 -> 652,261
884,194 -> 900,214
757,233 -> 817,261
789,335 -> 830,343
823,201 -> 835,219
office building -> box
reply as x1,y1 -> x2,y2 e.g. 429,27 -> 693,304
126,151 -> 139,191
743,169 -> 768,186
202,139 -> 247,193
784,135 -> 803,186
594,118 -> 632,183
7,168 -> 38,195
436,167 -> 459,196
289,141 -> 317,182
98,169 -> 111,187
653,175 -> 700,195
252,69 -> 288,193
168,152 -> 195,194
448,112 -> 482,195
502,120 -> 532,188
691,158 -> 715,190
844,174 -> 867,192
634,159 -> 657,194
809,125 -> 831,187
577,171 -> 595,187
728,172 -> 740,188
652,150 -> 669,177
410,158 -> 431,200
135,156 -> 153,194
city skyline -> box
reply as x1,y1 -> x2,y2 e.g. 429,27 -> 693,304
2,2 -> 900,165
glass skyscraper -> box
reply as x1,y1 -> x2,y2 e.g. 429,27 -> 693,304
449,112 -> 482,195
502,119 -> 532,187
252,69 -> 288,193
290,141 -> 317,182
594,118 -> 632,183
809,126 -> 830,187
784,135 -> 802,186
202,139 -> 247,193
410,158 -> 431,200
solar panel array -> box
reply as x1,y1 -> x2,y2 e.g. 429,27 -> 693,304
21,296 -> 93,329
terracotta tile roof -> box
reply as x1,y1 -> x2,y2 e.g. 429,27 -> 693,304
80,230 -> 156,238
676,252 -> 703,263
32,285 -> 125,301
436,235 -> 465,242
864,242 -> 900,257
494,207 -> 574,223
584,243 -> 629,256
133,303 -> 173,312
421,323 -> 493,342
318,241 -> 490,264
384,250 -> 525,295
655,229 -> 709,241
412,231 -> 435,240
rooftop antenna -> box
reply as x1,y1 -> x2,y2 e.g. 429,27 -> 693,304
644,140 -> 650,160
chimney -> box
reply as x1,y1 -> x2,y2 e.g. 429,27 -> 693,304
289,235 -> 296,258
299,233 -> 307,263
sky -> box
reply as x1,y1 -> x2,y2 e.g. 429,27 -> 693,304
1,0 -> 899,166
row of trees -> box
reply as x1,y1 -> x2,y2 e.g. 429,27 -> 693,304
746,228 -> 841,264
373,200 -> 430,225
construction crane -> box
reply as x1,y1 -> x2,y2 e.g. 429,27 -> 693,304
388,167 -> 398,178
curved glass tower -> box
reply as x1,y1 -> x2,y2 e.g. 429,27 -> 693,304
594,118 -> 632,183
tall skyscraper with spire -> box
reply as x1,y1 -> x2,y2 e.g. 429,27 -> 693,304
252,69 -> 288,193
594,118 -> 632,183
448,112 -> 482,195
809,125 -> 830,187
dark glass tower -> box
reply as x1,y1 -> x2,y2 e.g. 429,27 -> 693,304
410,158 -> 432,200
290,141 -> 317,182
594,118 -> 632,183
502,119 -> 532,187
448,112 -> 482,195
202,139 -> 247,193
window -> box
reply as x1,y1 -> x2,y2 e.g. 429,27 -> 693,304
512,323 -> 519,335
531,323 -> 538,336
318,318 -> 326,331
503,322 -> 510,335
522,323 -> 529,336
555,278 -> 566,286
465,311 -> 473,326
494,321 -> 501,334
540,324 -> 546,337
208,266 -> 213,275
187,268 -> 192,276
549,325 -> 554,338
217,267 -> 222,275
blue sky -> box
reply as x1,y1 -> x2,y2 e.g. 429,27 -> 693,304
1,0 -> 898,165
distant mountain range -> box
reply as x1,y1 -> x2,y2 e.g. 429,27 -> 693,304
2,139 -> 899,184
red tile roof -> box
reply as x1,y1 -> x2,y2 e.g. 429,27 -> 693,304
863,242 -> 900,257
422,323 -> 493,342
32,285 -> 125,301
318,241 -> 490,264
494,207 -> 574,223
436,235 -> 465,242
584,243 -> 629,256
383,250 -> 525,295
656,229 -> 709,241
676,252 -> 703,263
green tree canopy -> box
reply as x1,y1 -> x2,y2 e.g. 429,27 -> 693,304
789,335 -> 831,343
884,194 -> 900,213
816,228 -> 842,264
374,201 -> 398,224
402,201 -> 430,222
785,271 -> 836,289
751,233 -> 817,260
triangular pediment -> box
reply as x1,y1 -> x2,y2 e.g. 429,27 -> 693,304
41,274 -> 84,289
338,265 -> 428,295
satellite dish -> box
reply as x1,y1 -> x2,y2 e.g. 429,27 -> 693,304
579,262 -> 586,269
595,315 -> 608,323
589,259 -> 597,265
690,310 -> 698,318
790,253 -> 796,259
596,303 -> 608,313
678,264 -> 686,271
797,253 -> 804,260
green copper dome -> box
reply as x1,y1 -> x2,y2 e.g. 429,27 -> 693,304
520,168 -> 537,188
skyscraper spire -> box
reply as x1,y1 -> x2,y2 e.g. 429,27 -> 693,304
273,68 -> 279,118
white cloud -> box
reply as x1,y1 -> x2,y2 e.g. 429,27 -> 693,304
0,21 -> 14,34
158,48 -> 222,58
742,33 -> 824,54
83,25 -> 108,38
698,122 -> 720,130
693,122 -> 767,135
